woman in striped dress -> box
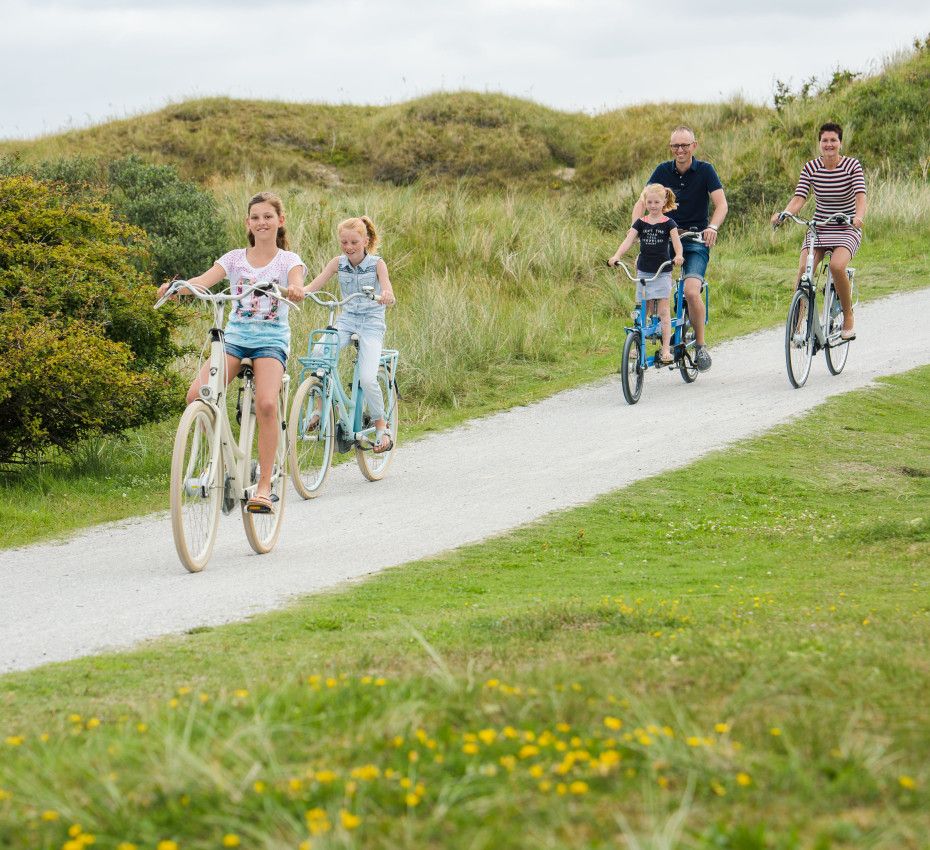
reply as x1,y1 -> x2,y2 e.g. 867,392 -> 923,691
773,122 -> 867,339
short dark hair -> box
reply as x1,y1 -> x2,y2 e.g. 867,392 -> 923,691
819,122 -> 843,141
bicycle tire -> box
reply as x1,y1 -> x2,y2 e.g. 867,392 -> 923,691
824,284 -> 850,375
289,376 -> 334,498
785,288 -> 814,389
240,385 -> 286,555
356,365 -> 399,481
678,308 -> 698,384
620,332 -> 644,405
170,402 -> 222,573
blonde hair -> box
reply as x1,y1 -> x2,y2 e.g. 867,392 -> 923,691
338,216 -> 379,253
247,191 -> 289,250
639,183 -> 678,213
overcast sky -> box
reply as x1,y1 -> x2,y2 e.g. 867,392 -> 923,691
2,0 -> 928,140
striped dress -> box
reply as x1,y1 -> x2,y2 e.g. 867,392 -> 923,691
794,156 -> 866,257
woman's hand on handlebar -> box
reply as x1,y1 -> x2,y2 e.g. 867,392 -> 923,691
673,254 -> 684,267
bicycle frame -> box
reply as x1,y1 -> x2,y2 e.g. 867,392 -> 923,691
296,291 -> 398,452
161,281 -> 292,507
779,213 -> 858,354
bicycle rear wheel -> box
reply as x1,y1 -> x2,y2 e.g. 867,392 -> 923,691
241,398 -> 286,555
289,377 -> 335,498
170,402 -> 222,573
620,332 -> 644,404
785,288 -> 814,388
356,365 -> 399,481
678,308 -> 698,384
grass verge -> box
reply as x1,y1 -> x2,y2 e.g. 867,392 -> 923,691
1,367 -> 928,849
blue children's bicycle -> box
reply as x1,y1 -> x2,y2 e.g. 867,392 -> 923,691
288,288 -> 400,498
612,232 -> 711,405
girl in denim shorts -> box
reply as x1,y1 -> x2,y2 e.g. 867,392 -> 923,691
156,191 -> 307,513
609,184 -> 684,364
304,216 -> 396,453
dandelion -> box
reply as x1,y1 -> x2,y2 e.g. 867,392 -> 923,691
736,772 -> 752,787
198,693 -> 210,704
156,842 -> 179,850
603,716 -> 623,731
538,780 -> 553,792
556,783 -> 568,796
478,729 -> 497,745
686,736 -> 702,747
168,698 -> 180,709
86,718 -> 101,730
569,781 -> 589,794
116,844 -> 138,850
711,780 -> 726,797
462,742 -> 479,755
289,778 -> 304,792
69,825 -> 84,837
177,686 -> 191,696
519,745 -> 540,759
315,770 -> 337,784
405,793 -> 421,806
136,723 -> 148,734
485,679 -> 500,689
340,810 -> 361,829
68,714 -> 82,724
298,842 -> 312,850
64,841 -> 84,850
529,765 -> 545,778
350,764 -> 380,781
41,810 -> 60,821
0,788 -> 11,801
222,835 -> 241,848
714,723 -> 730,734
769,727 -> 782,737
233,689 -> 249,699
408,750 -> 419,763
899,775 -> 917,790
252,780 -> 266,794
374,677 -> 387,687
5,736 -> 24,747
499,755 -> 517,771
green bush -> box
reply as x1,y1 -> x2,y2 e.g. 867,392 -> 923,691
106,155 -> 228,282
0,154 -> 228,283
0,175 -> 182,462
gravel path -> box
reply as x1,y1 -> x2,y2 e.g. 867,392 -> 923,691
3,288 -> 929,674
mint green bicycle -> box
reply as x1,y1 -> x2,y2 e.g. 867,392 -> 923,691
289,289 -> 400,498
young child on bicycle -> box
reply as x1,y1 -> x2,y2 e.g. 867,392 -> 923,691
304,216 -> 396,453
608,184 -> 684,365
155,191 -> 306,513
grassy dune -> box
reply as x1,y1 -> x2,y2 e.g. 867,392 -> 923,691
1,367 -> 928,849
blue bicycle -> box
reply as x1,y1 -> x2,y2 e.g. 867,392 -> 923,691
613,233 -> 711,404
288,289 -> 400,498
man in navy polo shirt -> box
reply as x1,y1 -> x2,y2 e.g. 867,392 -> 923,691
632,125 -> 728,371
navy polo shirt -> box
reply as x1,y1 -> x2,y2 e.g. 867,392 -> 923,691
648,158 -> 723,231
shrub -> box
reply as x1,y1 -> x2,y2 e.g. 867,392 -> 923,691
0,175 -> 182,461
106,155 -> 228,282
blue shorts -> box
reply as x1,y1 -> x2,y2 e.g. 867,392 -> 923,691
224,342 -> 287,369
680,240 -> 710,284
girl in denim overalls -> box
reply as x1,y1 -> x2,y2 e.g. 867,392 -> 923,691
304,216 -> 396,452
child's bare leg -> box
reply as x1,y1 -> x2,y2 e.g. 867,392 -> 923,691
658,298 -> 671,359
186,354 -> 241,404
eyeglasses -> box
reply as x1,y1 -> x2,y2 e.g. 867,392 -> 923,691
669,143 -> 693,150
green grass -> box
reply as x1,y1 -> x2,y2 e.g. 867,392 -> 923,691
1,367 -> 929,849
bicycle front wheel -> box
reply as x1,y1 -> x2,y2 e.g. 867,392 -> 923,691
825,338 -> 850,375
170,402 -> 222,573
678,308 -> 698,384
785,288 -> 814,389
620,332 -> 644,405
289,377 -> 335,498
241,403 -> 286,555
356,365 -> 399,481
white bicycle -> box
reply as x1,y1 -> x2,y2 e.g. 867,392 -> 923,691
155,280 -> 297,572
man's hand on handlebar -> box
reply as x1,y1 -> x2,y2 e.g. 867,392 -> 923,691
673,254 -> 684,267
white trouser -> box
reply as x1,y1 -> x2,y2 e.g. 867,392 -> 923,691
314,312 -> 387,424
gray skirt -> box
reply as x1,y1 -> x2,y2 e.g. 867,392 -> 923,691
635,269 -> 673,302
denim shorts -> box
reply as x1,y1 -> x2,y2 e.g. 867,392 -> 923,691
224,342 -> 287,369
681,240 -> 710,284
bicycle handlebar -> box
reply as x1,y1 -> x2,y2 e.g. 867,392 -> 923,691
304,288 -> 377,308
607,259 -> 674,283
154,279 -> 301,311
678,230 -> 705,244
773,211 -> 851,230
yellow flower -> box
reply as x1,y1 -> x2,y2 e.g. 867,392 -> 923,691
222,836 -> 241,848
116,843 -> 138,850
499,755 -> 516,771
478,729 -> 497,745
156,842 -> 179,850
289,778 -> 304,792
298,842 -> 313,850
233,689 -> 249,699
736,772 -> 752,787
686,736 -> 702,747
899,775 -> 917,790
136,724 -> 148,734
711,780 -> 726,797
538,780 -> 552,792
198,693 -> 210,703
252,780 -> 266,794
63,841 -> 84,850
485,679 -> 500,689
714,723 -> 730,734
41,810 -> 60,821
569,781 -> 589,794
0,788 -> 11,801
603,716 -> 623,731
315,770 -> 337,784
350,764 -> 380,781
5,736 -> 24,747
177,686 -> 191,696
519,745 -> 540,759
529,765 -> 545,778
69,824 -> 84,837
769,727 -> 782,737
68,714 -> 82,724
556,722 -> 571,733
408,750 -> 419,763
405,793 -> 421,806
374,677 -> 387,686
168,698 -> 180,709
462,742 -> 479,755
86,718 -> 101,730
340,810 -> 361,830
